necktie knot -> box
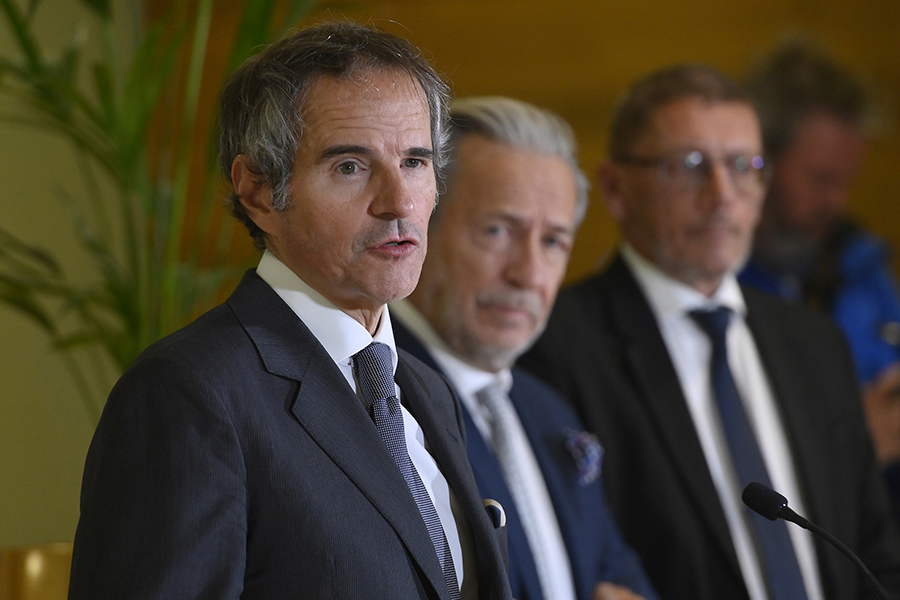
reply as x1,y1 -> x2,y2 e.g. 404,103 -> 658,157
353,342 -> 395,409
475,379 -> 509,428
689,306 -> 733,346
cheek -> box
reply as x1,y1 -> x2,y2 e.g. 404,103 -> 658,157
777,176 -> 820,219
412,178 -> 438,216
652,204 -> 688,243
455,258 -> 498,304
300,212 -> 348,258
744,197 -> 764,229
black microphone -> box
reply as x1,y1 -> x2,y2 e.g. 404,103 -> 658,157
742,482 -> 890,600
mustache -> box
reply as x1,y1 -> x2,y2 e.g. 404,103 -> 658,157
355,219 -> 424,248
689,217 -> 742,234
475,290 -> 544,320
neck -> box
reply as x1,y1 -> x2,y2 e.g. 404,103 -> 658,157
348,306 -> 384,337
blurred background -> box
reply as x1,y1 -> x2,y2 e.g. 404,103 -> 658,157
1,0 -> 898,547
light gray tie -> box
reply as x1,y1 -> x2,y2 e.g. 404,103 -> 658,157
476,378 -> 575,600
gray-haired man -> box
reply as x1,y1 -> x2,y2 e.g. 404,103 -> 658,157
69,22 -> 510,600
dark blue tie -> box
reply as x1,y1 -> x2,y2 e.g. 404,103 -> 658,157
353,342 -> 460,600
689,307 -> 809,600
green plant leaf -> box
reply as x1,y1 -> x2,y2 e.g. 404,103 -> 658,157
0,283 -> 57,333
1,0 -> 319,418
0,0 -> 44,73
0,227 -> 63,276
76,0 -> 109,18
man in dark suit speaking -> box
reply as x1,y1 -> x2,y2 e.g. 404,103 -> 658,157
392,96 -> 657,600
520,65 -> 900,600
68,22 -> 510,600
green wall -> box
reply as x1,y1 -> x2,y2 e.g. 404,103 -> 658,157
0,0 -> 103,546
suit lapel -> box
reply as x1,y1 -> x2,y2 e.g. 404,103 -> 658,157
601,257 -> 740,573
742,290 -> 822,513
293,357 -> 449,598
397,353 -> 510,600
395,318 -> 526,598
227,272 -> 448,598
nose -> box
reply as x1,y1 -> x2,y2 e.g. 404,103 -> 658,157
369,166 -> 418,219
821,178 -> 852,216
504,234 -> 548,290
698,160 -> 738,210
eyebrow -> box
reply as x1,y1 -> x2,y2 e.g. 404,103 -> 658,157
492,212 -> 576,235
318,145 -> 434,162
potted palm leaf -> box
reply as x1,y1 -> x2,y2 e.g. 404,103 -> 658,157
0,0 -> 318,420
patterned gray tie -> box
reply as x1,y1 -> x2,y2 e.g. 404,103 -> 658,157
353,342 -> 460,600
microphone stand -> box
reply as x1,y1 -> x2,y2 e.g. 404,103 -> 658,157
743,482 -> 891,600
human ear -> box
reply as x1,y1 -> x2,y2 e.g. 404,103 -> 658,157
232,155 -> 277,230
597,159 -> 628,224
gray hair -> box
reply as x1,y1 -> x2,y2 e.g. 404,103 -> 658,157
609,64 -> 752,160
218,21 -> 451,250
744,37 -> 876,158
441,96 -> 589,226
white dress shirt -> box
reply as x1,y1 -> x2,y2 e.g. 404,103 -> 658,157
256,252 -> 468,592
621,244 -> 824,600
391,299 -> 577,600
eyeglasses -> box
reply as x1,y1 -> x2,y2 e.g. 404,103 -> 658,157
614,150 -> 769,193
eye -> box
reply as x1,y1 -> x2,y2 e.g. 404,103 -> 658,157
543,233 -> 573,253
733,156 -> 750,172
403,158 -> 426,169
336,162 -> 358,175
486,224 -> 505,236
682,151 -> 705,171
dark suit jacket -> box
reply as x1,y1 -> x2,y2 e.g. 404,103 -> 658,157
69,271 -> 511,600
519,254 -> 900,600
393,319 -> 657,600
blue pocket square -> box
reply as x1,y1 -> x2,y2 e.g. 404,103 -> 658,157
564,429 -> 603,486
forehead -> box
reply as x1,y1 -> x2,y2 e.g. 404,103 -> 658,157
635,98 -> 762,152
790,112 -> 867,156
298,69 -> 430,138
447,135 -> 578,219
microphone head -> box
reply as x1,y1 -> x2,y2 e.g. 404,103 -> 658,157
742,482 -> 789,521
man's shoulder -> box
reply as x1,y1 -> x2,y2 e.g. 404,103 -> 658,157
544,257 -> 647,348
554,253 -> 635,311
133,302 -> 246,369
398,347 -> 442,382
510,367 -> 568,404
742,283 -> 845,337
555,266 -> 617,308
397,348 -> 456,402
124,269 -> 314,386
509,367 -> 581,426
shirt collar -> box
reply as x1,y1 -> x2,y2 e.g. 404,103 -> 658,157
621,243 -> 747,320
256,250 -> 398,372
390,299 -> 512,397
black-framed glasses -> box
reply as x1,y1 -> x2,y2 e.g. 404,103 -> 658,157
614,150 -> 769,193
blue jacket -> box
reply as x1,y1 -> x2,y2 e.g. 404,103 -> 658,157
393,319 -> 658,600
740,225 -> 900,383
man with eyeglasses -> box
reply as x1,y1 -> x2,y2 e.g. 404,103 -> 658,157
519,64 -> 900,600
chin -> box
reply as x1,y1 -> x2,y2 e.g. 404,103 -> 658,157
375,275 -> 421,303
